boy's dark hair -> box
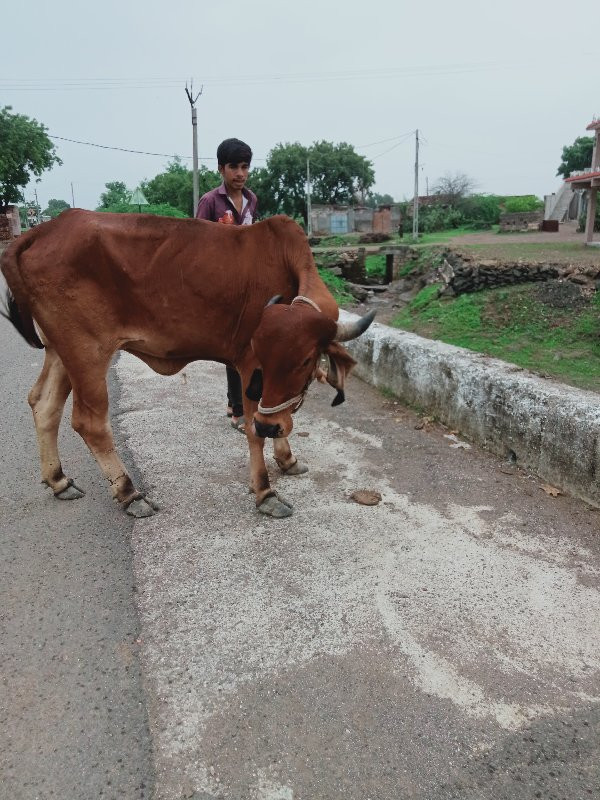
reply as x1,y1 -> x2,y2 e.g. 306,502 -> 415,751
217,138 -> 253,167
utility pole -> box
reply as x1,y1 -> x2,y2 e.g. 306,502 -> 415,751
306,157 -> 312,236
185,80 -> 203,216
34,188 -> 41,224
412,129 -> 419,241
71,182 -> 75,207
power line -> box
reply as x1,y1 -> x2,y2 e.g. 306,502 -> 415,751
49,134 -> 199,159
372,133 -> 416,160
0,58 -> 562,92
357,130 -> 415,148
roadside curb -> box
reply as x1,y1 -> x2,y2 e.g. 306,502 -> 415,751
340,310 -> 600,508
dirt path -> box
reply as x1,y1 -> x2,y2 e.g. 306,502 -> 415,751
448,220 -> 586,245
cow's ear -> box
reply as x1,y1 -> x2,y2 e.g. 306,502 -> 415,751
245,368 -> 263,401
323,342 -> 357,407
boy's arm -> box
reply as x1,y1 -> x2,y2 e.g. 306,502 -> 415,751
196,194 -> 215,221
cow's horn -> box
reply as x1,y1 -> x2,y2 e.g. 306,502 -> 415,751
266,295 -> 283,307
334,310 -> 376,342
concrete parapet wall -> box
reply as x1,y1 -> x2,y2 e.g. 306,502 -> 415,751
340,311 -> 600,507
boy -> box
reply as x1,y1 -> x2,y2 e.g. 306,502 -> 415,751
196,138 -> 258,433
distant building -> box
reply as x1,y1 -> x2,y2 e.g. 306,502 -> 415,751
0,205 -> 22,240
563,119 -> 600,246
310,204 -> 401,236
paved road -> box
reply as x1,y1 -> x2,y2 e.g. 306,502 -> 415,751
120,354 -> 599,799
2,332 -> 600,799
0,331 -> 153,799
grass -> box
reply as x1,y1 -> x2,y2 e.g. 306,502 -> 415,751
317,233 -> 363,247
457,241 -> 600,265
365,253 -> 386,278
315,226 -> 495,249
391,282 -> 600,392
318,267 -> 354,305
406,225 -> 499,245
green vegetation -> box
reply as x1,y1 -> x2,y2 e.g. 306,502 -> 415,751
97,201 -> 187,218
391,281 -> 600,392
502,195 -> 544,213
0,106 -> 61,207
43,198 -> 70,218
317,233 -> 363,248
318,268 -> 354,305
365,253 -> 386,278
557,136 -> 594,178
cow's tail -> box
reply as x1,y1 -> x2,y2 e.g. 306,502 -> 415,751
0,288 -> 44,349
0,240 -> 44,349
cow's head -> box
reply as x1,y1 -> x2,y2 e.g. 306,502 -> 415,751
250,297 -> 375,438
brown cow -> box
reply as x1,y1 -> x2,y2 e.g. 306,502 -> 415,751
1,210 -> 374,518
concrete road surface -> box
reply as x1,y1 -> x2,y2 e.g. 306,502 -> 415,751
0,333 -> 152,799
2,325 -> 600,799
117,354 -> 599,800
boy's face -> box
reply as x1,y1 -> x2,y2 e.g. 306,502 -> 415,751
219,161 -> 250,192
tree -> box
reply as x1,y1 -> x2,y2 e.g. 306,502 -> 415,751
246,165 -> 279,219
309,141 -> 375,206
43,198 -> 70,218
432,172 -> 476,204
97,181 -> 130,209
556,136 -> 594,178
97,201 -> 187,218
365,192 -> 395,208
141,157 -> 220,217
263,141 -> 375,222
266,142 -> 310,220
0,106 -> 61,208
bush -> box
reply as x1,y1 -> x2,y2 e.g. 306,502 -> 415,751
420,206 -> 464,232
577,207 -> 600,233
459,194 -> 501,226
502,195 -> 543,213
98,202 -> 187,218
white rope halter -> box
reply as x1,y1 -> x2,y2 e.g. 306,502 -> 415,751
256,296 -> 322,415
291,295 -> 321,312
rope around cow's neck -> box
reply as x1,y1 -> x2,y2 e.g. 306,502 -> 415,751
257,296 -> 321,415
291,295 -> 321,312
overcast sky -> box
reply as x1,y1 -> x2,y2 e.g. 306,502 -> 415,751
3,0 -> 599,212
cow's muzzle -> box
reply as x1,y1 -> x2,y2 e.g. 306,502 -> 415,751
253,419 -> 282,439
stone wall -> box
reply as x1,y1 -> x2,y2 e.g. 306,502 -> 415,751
342,312 -> 600,508
434,251 -> 600,296
499,211 -> 543,232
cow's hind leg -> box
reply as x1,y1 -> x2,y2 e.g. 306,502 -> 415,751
68,358 -> 157,518
28,347 -> 84,500
272,437 -> 308,476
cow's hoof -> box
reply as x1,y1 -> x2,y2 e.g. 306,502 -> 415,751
258,493 -> 294,518
284,459 -> 309,476
276,457 -> 309,476
54,480 -> 85,501
126,497 -> 159,518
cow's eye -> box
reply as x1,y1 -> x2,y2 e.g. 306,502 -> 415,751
301,357 -> 311,368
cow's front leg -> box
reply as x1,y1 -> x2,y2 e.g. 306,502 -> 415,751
272,437 -> 309,476
241,383 -> 293,518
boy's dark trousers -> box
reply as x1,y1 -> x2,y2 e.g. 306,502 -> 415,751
226,365 -> 244,418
